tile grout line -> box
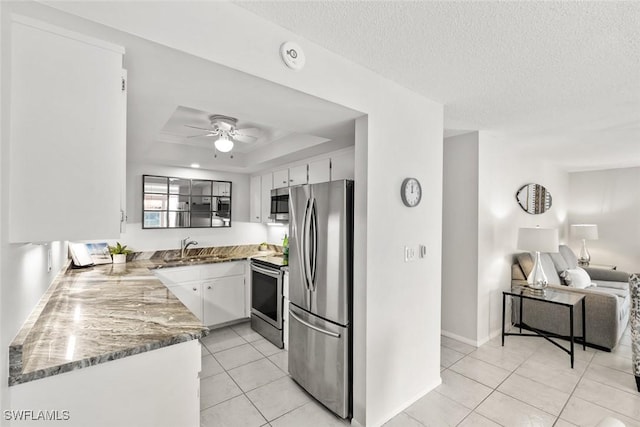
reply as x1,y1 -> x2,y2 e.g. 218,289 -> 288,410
201,327 -> 302,425
449,332 -> 583,425
450,345 -> 530,427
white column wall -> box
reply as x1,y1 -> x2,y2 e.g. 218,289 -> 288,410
441,133 -> 479,344
476,132 -> 569,344
568,166 -> 640,273
2,2 -> 444,426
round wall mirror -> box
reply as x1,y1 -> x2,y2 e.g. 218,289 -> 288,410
516,183 -> 552,215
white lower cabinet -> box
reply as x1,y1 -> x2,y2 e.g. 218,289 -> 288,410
155,261 -> 248,327
203,276 -> 245,326
167,281 -> 203,320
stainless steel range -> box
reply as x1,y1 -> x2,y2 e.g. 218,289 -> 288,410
250,256 -> 287,348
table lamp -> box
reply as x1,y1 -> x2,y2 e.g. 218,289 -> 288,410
517,227 -> 559,293
570,224 -> 598,266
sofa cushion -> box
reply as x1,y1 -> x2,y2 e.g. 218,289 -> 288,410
596,280 -> 630,291
516,252 -> 562,285
517,252 -> 534,277
540,253 -> 562,285
595,285 -> 629,299
559,245 -> 579,269
583,268 -> 630,283
551,252 -> 570,273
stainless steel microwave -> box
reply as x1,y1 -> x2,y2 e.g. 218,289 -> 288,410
270,188 -> 289,222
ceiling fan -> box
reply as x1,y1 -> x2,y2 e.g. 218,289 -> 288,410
185,114 -> 261,153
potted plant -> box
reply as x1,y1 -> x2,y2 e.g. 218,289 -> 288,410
109,242 -> 132,264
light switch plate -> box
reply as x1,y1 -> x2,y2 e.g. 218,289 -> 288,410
404,246 -> 417,262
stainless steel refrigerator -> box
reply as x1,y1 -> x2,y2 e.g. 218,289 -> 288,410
288,180 -> 353,419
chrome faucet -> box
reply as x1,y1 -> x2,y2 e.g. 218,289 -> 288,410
180,237 -> 198,259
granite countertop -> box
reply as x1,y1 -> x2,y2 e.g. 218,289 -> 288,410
8,244 -> 281,386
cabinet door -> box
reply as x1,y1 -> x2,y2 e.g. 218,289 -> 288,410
9,17 -> 126,242
273,169 -> 289,189
168,282 -> 203,321
288,165 -> 308,186
203,276 -> 246,326
330,149 -> 355,181
261,173 -> 273,224
308,158 -> 331,184
250,175 -> 262,223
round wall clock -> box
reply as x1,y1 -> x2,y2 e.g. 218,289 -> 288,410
401,177 -> 422,207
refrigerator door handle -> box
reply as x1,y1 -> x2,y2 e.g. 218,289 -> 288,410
309,198 -> 318,291
290,310 -> 340,338
303,197 -> 314,292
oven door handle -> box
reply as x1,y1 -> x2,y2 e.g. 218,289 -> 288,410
251,264 -> 281,278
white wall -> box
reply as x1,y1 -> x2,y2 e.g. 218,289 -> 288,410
441,133 -> 479,343
476,132 -> 569,344
3,3 -> 444,425
568,167 -> 640,273
122,162 -> 266,251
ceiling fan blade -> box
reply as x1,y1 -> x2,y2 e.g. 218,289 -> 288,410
186,133 -> 216,139
236,127 -> 261,137
184,124 -> 212,131
232,134 -> 258,143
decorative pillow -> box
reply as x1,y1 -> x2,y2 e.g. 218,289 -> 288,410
564,267 -> 592,289
559,270 -> 572,286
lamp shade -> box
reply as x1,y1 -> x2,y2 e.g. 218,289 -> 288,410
517,227 -> 559,253
570,224 -> 598,240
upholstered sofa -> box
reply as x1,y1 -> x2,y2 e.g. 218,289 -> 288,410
511,245 -> 631,350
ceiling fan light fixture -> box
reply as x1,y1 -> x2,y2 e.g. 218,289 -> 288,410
214,134 -> 234,153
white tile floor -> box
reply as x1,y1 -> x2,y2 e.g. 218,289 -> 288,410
199,322 -> 637,427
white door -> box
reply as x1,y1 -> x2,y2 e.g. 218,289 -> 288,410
330,149 -> 355,181
250,175 -> 262,222
203,276 -> 246,326
272,169 -> 289,189
261,173 -> 273,223
168,282 -> 203,321
9,16 -> 126,242
308,158 -> 331,184
288,164 -> 308,186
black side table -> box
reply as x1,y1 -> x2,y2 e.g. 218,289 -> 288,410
502,287 -> 586,368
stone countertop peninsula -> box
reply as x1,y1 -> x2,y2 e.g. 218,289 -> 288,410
9,244 -> 281,386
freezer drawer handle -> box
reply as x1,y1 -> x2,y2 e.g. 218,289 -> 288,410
290,310 -> 340,338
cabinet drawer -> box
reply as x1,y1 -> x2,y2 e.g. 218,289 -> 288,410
154,267 -> 200,284
199,261 -> 245,279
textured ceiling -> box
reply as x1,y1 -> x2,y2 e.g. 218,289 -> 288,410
237,1 -> 640,169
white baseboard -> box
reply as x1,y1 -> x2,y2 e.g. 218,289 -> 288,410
441,330 -> 479,347
476,328 -> 503,347
371,378 -> 442,427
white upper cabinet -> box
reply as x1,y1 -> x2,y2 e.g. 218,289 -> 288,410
249,175 -> 262,223
308,158 -> 331,184
288,164 -> 308,186
260,173 -> 273,223
9,16 -> 126,242
272,169 -> 289,189
330,149 -> 355,181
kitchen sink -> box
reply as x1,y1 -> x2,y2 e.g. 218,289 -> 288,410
163,255 -> 226,265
